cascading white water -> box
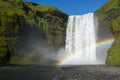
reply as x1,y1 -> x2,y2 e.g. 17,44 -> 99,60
65,13 -> 101,65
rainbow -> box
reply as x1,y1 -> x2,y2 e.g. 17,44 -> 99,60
19,45 -> 44,64
55,37 -> 114,65
16,37 -> 114,65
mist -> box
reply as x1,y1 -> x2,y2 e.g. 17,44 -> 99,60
94,15 -> 114,64
16,14 -> 114,65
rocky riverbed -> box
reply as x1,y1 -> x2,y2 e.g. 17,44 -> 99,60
53,66 -> 120,80
0,65 -> 120,80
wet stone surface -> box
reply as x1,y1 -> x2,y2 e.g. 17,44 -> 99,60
0,65 -> 120,80
53,66 -> 120,80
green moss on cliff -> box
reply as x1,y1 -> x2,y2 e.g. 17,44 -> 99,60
0,0 -> 68,65
112,16 -> 120,32
107,35 -> 120,65
95,0 -> 120,65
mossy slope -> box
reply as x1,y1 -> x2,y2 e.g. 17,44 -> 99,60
95,0 -> 120,65
0,0 -> 68,65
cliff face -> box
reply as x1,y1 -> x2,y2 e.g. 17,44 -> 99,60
95,0 -> 120,65
0,0 -> 68,65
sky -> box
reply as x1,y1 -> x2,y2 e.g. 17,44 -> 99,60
25,0 -> 108,15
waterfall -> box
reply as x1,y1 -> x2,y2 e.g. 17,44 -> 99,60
65,13 -> 100,65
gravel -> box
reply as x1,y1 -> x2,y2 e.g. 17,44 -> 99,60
53,65 -> 120,80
